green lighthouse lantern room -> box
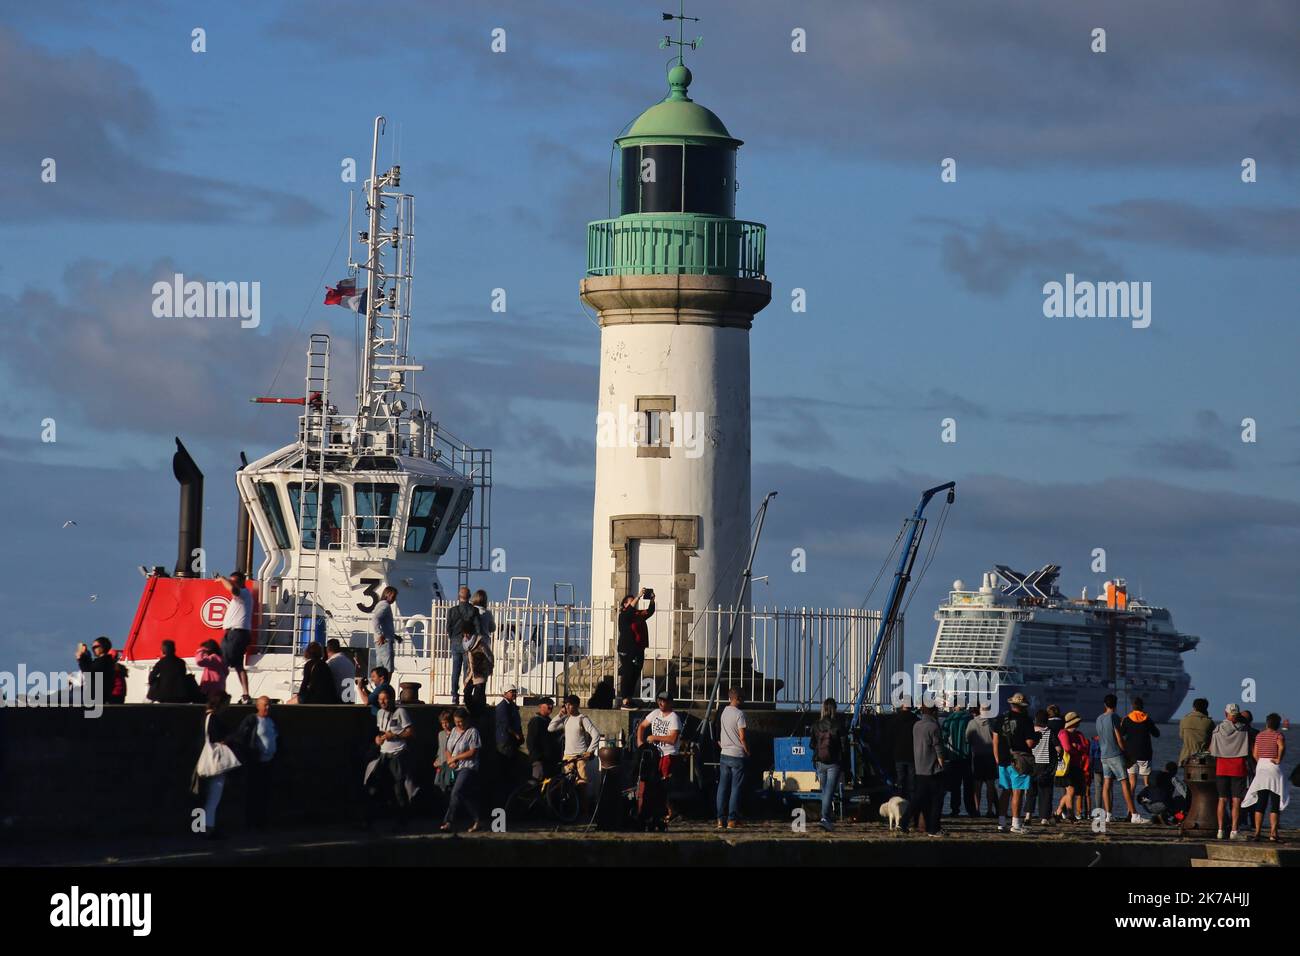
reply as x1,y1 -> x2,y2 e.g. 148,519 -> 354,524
586,24 -> 766,281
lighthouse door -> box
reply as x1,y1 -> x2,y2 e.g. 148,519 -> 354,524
629,538 -> 674,658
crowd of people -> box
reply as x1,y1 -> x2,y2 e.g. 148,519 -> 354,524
858,692 -> 1289,841
77,576 -> 1293,843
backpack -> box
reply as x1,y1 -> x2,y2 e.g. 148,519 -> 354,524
942,711 -> 972,759
469,639 -> 494,678
111,656 -> 127,701
811,722 -> 840,764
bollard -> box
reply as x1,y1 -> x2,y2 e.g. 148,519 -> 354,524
1181,753 -> 1217,836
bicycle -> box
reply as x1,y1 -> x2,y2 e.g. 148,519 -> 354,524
506,761 -> 582,824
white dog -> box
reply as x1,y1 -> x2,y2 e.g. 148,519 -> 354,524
878,796 -> 910,831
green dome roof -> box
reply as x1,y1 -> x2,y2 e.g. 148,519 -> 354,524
616,63 -> 742,148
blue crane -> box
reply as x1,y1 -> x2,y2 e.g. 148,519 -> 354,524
849,481 -> 956,748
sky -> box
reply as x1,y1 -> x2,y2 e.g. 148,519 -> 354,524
0,1 -> 1297,716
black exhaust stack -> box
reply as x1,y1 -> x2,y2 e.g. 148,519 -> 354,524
234,451 -> 253,576
173,438 -> 204,577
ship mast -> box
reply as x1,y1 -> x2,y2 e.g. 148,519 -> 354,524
353,115 -> 421,453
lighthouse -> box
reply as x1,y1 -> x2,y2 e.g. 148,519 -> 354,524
582,30 -> 771,664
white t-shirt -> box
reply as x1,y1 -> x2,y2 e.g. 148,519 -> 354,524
254,715 -> 278,762
224,587 -> 252,630
326,653 -> 355,698
645,709 -> 683,756
720,705 -> 747,758
377,706 -> 412,755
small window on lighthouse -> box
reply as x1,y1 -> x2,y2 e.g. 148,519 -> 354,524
636,395 -> 675,459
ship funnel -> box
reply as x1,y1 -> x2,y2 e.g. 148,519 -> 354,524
234,451 -> 252,575
172,437 -> 204,578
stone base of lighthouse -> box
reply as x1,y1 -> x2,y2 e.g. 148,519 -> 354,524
561,656 -> 785,709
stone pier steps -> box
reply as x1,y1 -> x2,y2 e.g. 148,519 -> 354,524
1191,843 -> 1298,867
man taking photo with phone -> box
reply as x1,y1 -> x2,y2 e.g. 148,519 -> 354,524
617,587 -> 655,709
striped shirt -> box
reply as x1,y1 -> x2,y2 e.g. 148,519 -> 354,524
1033,726 -> 1054,765
1255,729 -> 1283,761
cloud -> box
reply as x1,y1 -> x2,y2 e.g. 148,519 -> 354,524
0,29 -> 325,224
263,1 -> 1300,171
1142,409 -> 1241,471
1064,200 -> 1300,255
0,259 -> 317,445
929,197 -> 1300,299
1147,438 -> 1236,471
935,222 -> 1125,297
0,259 -> 602,474
729,0 -> 1300,169
757,388 -> 1131,432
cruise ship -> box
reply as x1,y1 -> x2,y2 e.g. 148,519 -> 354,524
918,565 -> 1199,722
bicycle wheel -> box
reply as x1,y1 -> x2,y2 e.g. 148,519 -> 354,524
507,779 -> 543,820
546,776 -> 581,823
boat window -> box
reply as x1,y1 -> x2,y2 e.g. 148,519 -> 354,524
444,489 -> 473,543
354,482 -> 400,547
405,485 -> 454,553
255,482 -> 292,550
287,482 -> 344,550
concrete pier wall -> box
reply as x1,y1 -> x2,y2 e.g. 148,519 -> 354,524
0,703 -> 806,841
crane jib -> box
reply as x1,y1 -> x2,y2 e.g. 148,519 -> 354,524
850,482 -> 955,742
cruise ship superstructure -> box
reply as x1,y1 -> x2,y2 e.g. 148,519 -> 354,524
919,565 -> 1199,722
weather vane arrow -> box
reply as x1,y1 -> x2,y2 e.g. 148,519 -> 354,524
659,2 -> 702,61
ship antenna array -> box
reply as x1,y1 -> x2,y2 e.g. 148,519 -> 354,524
350,114 -> 422,450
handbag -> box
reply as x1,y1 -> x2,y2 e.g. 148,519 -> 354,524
1055,753 -> 1071,778
195,715 -> 242,778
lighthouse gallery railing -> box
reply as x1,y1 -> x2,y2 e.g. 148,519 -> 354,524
586,215 -> 766,280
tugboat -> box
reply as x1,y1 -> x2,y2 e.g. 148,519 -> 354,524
120,117 -> 490,702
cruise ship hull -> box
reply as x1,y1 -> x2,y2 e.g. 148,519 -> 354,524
1004,677 -> 1189,723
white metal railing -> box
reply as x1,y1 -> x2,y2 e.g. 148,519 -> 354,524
246,601 -> 901,710
409,602 -> 897,709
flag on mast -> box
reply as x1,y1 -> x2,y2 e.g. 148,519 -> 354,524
324,278 -> 366,313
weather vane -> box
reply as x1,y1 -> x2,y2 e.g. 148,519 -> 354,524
659,2 -> 702,64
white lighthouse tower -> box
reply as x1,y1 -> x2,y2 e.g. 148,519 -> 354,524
582,41 -> 770,663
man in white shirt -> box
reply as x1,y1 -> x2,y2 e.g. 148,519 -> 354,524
364,687 -> 416,828
638,693 -> 683,758
325,639 -> 357,702
216,572 -> 253,704
548,695 -> 600,789
637,692 -> 684,825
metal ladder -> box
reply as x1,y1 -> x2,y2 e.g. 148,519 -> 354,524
289,333 -> 331,689
452,442 -> 491,590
